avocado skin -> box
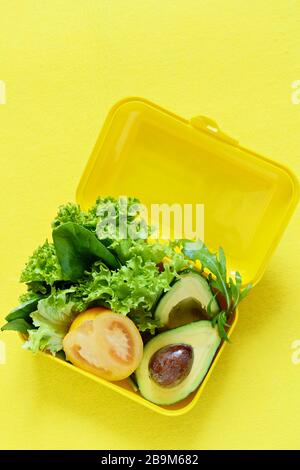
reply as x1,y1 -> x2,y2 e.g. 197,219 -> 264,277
135,321 -> 221,405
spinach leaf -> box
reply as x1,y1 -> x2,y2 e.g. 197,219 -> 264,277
52,222 -> 120,281
5,298 -> 39,322
1,318 -> 33,334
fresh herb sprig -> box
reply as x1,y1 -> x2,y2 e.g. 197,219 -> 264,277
182,240 -> 251,340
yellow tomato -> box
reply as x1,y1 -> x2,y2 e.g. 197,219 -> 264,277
63,307 -> 143,381
69,306 -> 108,332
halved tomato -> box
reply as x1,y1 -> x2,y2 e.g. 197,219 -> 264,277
63,307 -> 143,381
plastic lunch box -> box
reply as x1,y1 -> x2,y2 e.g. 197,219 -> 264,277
35,97 -> 299,416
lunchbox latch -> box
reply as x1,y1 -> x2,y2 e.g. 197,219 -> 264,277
190,115 -> 239,146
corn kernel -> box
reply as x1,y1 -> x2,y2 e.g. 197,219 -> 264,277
194,259 -> 202,270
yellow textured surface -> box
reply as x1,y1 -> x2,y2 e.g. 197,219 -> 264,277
0,0 -> 299,450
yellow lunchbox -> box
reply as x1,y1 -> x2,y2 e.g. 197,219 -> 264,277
38,97 -> 300,416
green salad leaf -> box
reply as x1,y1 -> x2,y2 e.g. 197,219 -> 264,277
20,240 -> 62,286
182,240 -> 251,340
183,241 -> 230,308
3,291 -> 47,333
212,310 -> 229,342
52,202 -> 98,231
73,254 -> 177,331
1,318 -> 33,334
23,289 -> 76,354
5,298 -> 40,322
110,238 -> 184,265
128,310 -> 161,335
52,196 -> 142,236
95,196 -> 143,241
52,222 -> 120,281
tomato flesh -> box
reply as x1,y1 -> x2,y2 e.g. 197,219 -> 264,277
63,307 -> 143,381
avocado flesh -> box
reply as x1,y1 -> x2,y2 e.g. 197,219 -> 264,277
135,321 -> 221,405
168,298 -> 209,328
155,272 -> 219,328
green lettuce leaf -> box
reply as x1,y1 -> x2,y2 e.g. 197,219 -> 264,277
52,202 -> 98,231
95,196 -> 143,241
23,289 -> 76,354
128,309 -> 161,335
20,240 -> 62,286
74,253 -> 178,332
109,238 -> 188,270
52,196 -> 142,237
19,290 -> 44,303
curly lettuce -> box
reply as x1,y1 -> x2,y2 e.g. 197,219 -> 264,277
23,289 -> 76,354
20,240 -> 62,286
52,196 -> 142,236
52,202 -> 98,232
72,252 -> 182,333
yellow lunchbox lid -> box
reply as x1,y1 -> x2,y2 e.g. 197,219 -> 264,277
76,97 -> 299,287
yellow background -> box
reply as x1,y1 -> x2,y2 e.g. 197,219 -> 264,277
0,0 -> 299,450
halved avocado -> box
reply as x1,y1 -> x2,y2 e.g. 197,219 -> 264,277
155,272 -> 219,328
135,321 -> 221,405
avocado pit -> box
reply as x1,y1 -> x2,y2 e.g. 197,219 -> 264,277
149,343 -> 194,388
